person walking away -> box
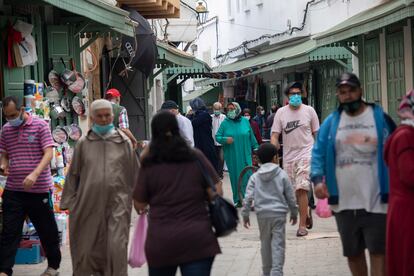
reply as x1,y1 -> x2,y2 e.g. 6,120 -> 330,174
242,143 -> 298,276
384,89 -> 414,276
161,100 -> 194,147
189,98 -> 219,173
133,111 -> 222,276
311,73 -> 395,276
0,96 -> 61,276
243,108 -> 263,144
271,82 -> 319,237
106,88 -> 138,149
60,99 -> 139,276
216,102 -> 259,207
253,106 -> 266,137
211,102 -> 226,179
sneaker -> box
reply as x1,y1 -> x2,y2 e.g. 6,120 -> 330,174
40,267 -> 59,276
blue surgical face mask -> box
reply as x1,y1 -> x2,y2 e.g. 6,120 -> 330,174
92,123 -> 114,135
289,94 -> 302,107
214,110 -> 221,116
7,112 -> 24,127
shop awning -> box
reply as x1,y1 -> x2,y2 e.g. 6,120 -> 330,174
183,86 -> 216,102
206,39 -> 351,80
155,42 -> 211,79
41,0 -> 136,37
314,0 -> 414,46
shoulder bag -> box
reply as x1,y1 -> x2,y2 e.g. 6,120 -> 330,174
197,159 -> 239,237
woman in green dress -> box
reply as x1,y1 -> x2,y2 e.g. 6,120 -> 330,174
216,102 -> 259,207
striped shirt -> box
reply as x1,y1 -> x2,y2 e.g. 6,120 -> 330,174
0,114 -> 54,193
118,107 -> 129,129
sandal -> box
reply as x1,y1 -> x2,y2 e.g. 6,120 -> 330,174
296,228 -> 308,237
306,208 -> 313,229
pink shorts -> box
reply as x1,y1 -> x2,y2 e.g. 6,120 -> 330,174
284,158 -> 311,191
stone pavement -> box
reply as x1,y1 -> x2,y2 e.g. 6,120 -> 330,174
14,173 -> 351,276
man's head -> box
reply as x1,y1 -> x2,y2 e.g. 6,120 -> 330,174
256,106 -> 264,116
285,82 -> 303,108
105,88 -> 121,104
161,100 -> 179,115
213,102 -> 222,116
336,72 -> 364,114
257,143 -> 278,164
90,99 -> 114,126
3,96 -> 25,127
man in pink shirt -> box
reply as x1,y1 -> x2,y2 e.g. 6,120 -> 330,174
0,96 -> 61,276
271,82 -> 320,237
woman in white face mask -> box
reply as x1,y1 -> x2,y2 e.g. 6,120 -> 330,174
243,108 -> 262,145
215,103 -> 259,207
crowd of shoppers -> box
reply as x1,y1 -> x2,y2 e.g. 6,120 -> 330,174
0,71 -> 413,276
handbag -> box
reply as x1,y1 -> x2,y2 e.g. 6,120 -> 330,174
128,213 -> 148,268
197,159 -> 239,237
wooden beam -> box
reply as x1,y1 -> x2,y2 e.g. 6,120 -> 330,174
167,73 -> 179,84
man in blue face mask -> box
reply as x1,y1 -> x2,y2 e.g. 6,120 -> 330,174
0,96 -> 61,276
60,99 -> 139,275
270,82 -> 320,237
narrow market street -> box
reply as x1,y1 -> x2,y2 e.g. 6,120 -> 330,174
14,173 -> 349,276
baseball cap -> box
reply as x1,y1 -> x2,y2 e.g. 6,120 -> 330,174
106,88 -> 121,98
284,81 -> 303,95
161,100 -> 179,110
336,73 -> 361,88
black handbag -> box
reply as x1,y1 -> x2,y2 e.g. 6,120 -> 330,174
197,159 -> 239,237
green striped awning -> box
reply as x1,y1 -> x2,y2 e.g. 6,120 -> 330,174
314,0 -> 414,46
41,0 -> 136,37
156,42 -> 211,78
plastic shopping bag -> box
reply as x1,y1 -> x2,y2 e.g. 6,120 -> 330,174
315,198 -> 332,218
128,213 -> 148,268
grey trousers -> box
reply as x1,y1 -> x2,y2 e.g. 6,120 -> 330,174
257,215 -> 287,276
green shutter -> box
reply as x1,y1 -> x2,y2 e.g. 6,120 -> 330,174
386,30 -> 405,123
317,62 -> 347,121
363,36 -> 381,104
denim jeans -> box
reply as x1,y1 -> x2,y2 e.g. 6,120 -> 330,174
148,257 -> 215,276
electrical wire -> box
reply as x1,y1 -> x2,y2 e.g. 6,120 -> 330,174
215,0 -> 317,61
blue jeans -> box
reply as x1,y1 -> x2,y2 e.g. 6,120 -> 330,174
148,257 -> 214,276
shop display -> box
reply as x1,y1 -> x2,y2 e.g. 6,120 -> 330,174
72,96 -> 85,115
52,127 -> 69,144
48,58 -> 63,91
60,57 -> 76,86
68,59 -> 86,93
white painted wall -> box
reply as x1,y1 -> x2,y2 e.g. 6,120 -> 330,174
193,0 -> 387,67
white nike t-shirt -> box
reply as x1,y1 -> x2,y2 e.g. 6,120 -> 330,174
272,104 -> 320,163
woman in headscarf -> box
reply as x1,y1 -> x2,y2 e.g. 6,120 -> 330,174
189,98 -> 219,173
384,90 -> 414,276
216,102 -> 259,207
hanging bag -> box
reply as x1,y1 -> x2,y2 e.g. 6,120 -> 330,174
128,213 -> 148,268
197,159 -> 239,237
315,198 -> 332,218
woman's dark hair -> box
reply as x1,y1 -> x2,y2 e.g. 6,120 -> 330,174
242,108 -> 251,116
141,111 -> 195,167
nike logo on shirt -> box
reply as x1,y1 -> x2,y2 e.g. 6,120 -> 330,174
284,120 -> 303,134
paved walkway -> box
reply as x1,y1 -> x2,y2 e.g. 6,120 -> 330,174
14,173 -> 350,276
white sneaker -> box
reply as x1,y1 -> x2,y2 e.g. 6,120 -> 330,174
40,267 -> 59,276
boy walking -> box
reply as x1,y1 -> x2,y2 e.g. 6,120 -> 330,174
242,143 -> 298,276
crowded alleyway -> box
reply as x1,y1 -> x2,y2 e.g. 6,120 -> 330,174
14,173 -> 349,276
